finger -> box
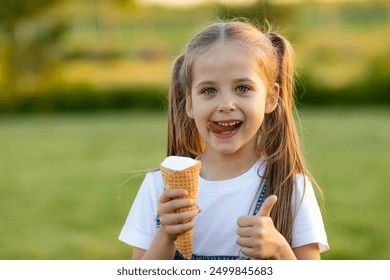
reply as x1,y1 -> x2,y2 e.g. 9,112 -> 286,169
236,227 -> 252,238
237,216 -> 257,227
158,189 -> 188,204
257,195 -> 277,217
159,198 -> 195,215
160,208 -> 199,226
164,219 -> 196,236
236,237 -> 253,248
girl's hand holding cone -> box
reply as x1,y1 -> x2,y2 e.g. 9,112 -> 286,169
159,156 -> 201,259
157,188 -> 200,242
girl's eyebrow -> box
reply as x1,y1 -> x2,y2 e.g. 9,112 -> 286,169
195,78 -> 255,88
233,78 -> 256,84
195,81 -> 215,88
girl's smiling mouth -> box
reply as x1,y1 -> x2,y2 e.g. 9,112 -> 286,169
207,120 -> 243,138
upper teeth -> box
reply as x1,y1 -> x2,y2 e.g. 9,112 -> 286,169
217,121 -> 240,127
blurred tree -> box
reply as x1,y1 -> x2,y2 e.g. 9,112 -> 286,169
0,0 -> 58,28
113,0 -> 135,10
0,0 -> 64,96
215,0 -> 298,28
0,0 -> 137,98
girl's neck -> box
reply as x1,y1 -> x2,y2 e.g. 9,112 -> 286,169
199,150 -> 259,181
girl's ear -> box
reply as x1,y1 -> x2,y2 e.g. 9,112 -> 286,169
265,82 -> 279,114
185,93 -> 194,119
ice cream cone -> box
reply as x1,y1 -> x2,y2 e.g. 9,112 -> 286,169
160,156 -> 201,259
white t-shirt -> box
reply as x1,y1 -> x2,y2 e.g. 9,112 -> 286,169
119,160 -> 329,259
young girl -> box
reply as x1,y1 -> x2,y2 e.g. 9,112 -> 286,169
119,21 -> 328,260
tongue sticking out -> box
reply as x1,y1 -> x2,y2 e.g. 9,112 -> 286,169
207,121 -> 241,133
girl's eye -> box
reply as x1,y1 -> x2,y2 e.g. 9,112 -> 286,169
236,85 -> 250,93
201,87 -> 217,95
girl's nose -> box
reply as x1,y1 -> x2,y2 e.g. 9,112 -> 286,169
217,93 -> 236,112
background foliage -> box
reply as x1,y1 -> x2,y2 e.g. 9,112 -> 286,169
0,0 -> 389,112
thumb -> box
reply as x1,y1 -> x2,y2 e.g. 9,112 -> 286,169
257,195 -> 277,217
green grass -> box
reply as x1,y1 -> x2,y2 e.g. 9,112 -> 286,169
0,111 -> 167,259
299,107 -> 390,259
0,107 -> 389,259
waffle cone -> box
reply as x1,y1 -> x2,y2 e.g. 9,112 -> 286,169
160,161 -> 201,259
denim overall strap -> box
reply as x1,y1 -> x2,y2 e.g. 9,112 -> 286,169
252,181 -> 268,216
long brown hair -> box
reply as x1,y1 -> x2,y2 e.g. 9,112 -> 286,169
167,21 -> 319,244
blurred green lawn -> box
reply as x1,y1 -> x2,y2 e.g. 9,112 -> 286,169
0,107 -> 389,259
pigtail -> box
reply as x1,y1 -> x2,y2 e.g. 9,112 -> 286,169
167,55 -> 204,158
264,32 -> 304,175
260,32 -> 306,244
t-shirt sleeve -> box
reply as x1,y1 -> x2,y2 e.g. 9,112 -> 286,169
118,171 -> 164,250
291,175 -> 329,252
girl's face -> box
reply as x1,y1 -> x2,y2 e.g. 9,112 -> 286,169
186,42 -> 278,160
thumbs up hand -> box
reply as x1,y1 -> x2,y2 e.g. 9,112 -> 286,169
236,195 -> 289,259
257,194 -> 277,217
